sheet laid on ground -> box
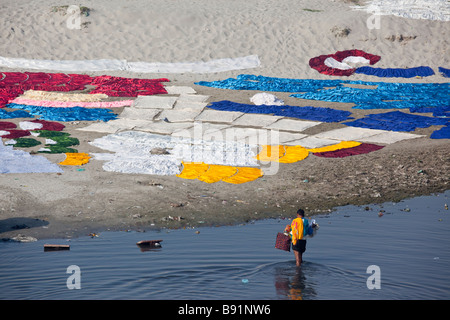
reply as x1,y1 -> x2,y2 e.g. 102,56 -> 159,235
6,104 -> 118,122
0,55 -> 260,73
354,66 -> 435,78
350,0 -> 450,21
0,139 -> 63,173
207,100 -> 353,122
343,111 -> 448,132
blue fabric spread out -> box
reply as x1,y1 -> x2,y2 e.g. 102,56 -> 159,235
207,100 -> 353,123
354,66 -> 435,78
0,108 -> 33,119
6,103 -> 118,122
410,105 -> 450,118
196,74 -> 345,93
439,67 -> 450,78
430,125 -> 450,139
196,75 -> 449,111
343,111 -> 449,132
291,81 -> 450,110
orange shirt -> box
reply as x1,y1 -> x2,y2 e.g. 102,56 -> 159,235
291,217 -> 304,245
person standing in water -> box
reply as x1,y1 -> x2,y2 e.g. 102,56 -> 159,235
290,209 -> 309,266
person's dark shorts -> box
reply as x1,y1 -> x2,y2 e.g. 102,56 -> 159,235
292,239 -> 306,253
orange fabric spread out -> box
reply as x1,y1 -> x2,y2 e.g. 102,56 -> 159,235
59,153 -> 91,166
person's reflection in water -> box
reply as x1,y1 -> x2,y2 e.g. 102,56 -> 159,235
275,265 -> 314,300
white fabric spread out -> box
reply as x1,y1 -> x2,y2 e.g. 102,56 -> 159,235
351,0 -> 450,21
250,93 -> 284,106
127,55 -> 261,73
313,127 -> 424,144
0,57 -> 128,72
19,121 -> 43,131
90,131 -> 259,175
0,55 -> 260,73
324,56 -> 371,70
0,140 -> 63,174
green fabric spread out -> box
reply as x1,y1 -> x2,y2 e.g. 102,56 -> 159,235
13,138 -> 42,148
39,146 -> 78,154
47,136 -> 79,147
33,130 -> 70,138
33,131 -> 80,153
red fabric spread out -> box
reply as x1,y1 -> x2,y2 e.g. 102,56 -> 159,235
89,75 -> 169,97
31,119 -> 65,131
0,72 -> 28,85
0,129 -> 31,139
0,72 -> 95,107
0,120 -> 64,139
313,143 -> 384,158
0,71 -> 170,107
309,50 -> 381,76
0,87 -> 24,107
25,72 -> 52,84
0,121 -> 17,130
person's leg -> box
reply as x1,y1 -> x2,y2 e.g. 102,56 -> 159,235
293,250 -> 301,266
295,240 -> 306,266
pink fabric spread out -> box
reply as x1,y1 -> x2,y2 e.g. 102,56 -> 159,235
313,143 -> 384,158
11,98 -> 134,109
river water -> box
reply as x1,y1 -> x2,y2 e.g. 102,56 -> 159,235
1,191 -> 449,300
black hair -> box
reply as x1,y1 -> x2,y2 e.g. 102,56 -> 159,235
297,208 -> 305,216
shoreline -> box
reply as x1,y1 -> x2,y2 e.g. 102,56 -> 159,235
2,187 -> 449,241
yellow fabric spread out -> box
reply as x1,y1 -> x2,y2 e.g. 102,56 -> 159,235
197,165 -> 238,183
59,153 -> 91,166
307,141 -> 361,153
278,146 -> 309,163
222,167 -> 264,184
255,145 -> 286,162
291,217 -> 304,246
176,162 -> 209,179
255,145 -> 309,164
177,162 -> 264,184
21,90 -> 108,102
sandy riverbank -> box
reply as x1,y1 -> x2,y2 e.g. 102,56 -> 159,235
0,0 -> 449,240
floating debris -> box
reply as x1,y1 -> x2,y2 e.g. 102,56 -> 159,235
136,240 -> 162,252
44,244 -> 70,251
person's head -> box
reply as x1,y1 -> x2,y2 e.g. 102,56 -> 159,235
297,208 -> 305,217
